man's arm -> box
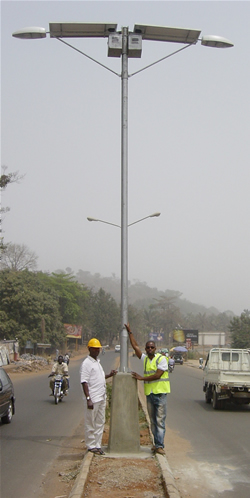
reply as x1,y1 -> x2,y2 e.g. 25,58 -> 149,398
124,323 -> 142,359
131,369 -> 164,381
105,370 -> 117,379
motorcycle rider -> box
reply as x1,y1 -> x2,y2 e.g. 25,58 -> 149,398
48,354 -> 69,395
64,352 -> 70,365
168,356 -> 175,372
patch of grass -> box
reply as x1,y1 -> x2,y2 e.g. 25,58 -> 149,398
105,382 -> 112,420
138,404 -> 149,429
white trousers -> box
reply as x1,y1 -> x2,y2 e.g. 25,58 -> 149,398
83,398 -> 106,450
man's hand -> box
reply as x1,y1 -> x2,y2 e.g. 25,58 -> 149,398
87,399 -> 94,410
105,369 -> 117,379
131,371 -> 143,381
124,323 -> 131,334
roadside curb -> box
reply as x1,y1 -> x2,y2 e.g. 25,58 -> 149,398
68,451 -> 93,498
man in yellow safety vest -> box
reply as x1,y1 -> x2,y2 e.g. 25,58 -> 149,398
125,323 -> 170,455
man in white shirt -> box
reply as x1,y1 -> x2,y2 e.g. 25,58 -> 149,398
80,338 -> 117,455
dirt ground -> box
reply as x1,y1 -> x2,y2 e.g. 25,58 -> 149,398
83,424 -> 166,498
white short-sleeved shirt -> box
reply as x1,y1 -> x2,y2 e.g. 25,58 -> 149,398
80,356 -> 106,403
141,353 -> 168,371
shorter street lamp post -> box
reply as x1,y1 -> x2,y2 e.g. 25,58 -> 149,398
87,211 -> 161,369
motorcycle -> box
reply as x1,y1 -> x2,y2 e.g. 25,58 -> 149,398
168,363 -> 174,373
168,360 -> 175,373
53,374 -> 65,404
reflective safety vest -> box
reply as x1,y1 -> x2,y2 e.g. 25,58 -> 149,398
143,353 -> 170,395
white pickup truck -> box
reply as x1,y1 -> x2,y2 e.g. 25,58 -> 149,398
203,348 -> 250,410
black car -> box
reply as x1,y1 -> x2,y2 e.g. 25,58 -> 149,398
0,367 -> 15,424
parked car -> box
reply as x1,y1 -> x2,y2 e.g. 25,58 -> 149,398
115,345 -> 120,352
173,354 -> 183,365
0,367 -> 15,424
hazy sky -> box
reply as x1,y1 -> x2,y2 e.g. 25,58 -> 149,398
1,1 -> 250,315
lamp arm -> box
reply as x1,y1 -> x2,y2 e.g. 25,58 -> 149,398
128,216 -> 154,227
56,37 -> 120,78
129,43 -> 192,78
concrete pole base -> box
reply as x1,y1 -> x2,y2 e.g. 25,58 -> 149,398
107,372 -> 140,453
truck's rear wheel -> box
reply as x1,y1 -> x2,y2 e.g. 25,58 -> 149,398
205,389 -> 212,404
212,390 -> 221,410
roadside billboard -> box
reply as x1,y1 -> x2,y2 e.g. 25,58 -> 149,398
149,332 -> 163,342
198,332 -> 225,346
64,324 -> 82,339
173,328 -> 198,345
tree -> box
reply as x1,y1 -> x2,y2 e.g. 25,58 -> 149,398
0,269 -> 64,347
89,288 -> 120,345
229,310 -> 250,348
0,170 -> 23,189
1,168 -> 24,250
0,243 -> 38,271
48,272 -> 90,325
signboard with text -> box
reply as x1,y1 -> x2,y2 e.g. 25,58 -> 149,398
149,332 -> 163,342
64,324 -> 82,339
173,329 -> 198,344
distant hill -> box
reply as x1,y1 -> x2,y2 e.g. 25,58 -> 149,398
69,269 -> 234,317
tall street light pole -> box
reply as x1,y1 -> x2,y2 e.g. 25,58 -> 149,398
13,22 -> 233,454
121,26 -> 129,373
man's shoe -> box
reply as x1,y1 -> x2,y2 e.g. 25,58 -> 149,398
151,446 -> 156,452
155,447 -> 165,455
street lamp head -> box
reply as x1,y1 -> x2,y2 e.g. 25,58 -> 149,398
12,27 -> 47,39
87,217 -> 98,222
150,212 -> 161,218
201,35 -> 234,48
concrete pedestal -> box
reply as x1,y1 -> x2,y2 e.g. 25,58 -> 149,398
107,372 -> 140,453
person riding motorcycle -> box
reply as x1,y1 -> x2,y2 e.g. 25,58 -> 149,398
64,353 -> 70,365
48,354 -> 69,395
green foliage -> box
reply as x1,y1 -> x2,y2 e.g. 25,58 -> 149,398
0,269 -> 122,349
48,272 -> 90,325
89,288 -> 120,345
0,269 -> 64,347
105,382 -> 112,420
229,310 -> 250,348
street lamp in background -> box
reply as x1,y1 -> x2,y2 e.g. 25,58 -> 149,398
13,22 -> 233,454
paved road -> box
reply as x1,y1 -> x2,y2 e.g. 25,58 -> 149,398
0,351 -> 116,498
130,356 -> 250,497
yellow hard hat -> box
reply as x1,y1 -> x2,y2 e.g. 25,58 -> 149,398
88,338 -> 102,348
